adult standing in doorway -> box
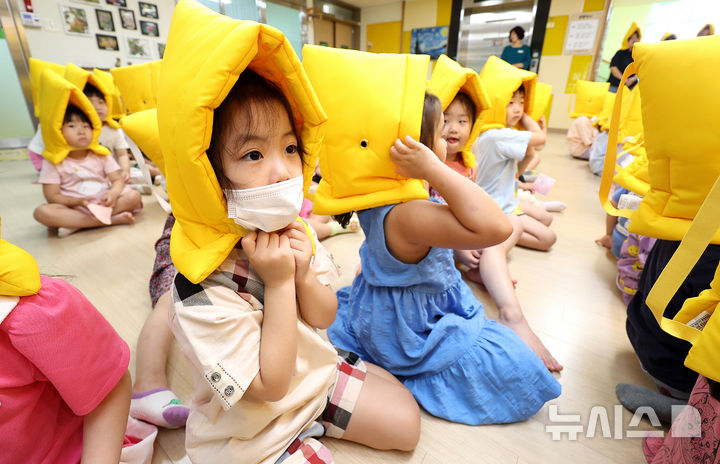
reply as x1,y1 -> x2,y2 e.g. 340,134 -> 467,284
500,26 -> 531,70
607,22 -> 641,93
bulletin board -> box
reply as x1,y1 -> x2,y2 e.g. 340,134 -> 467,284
563,11 -> 603,56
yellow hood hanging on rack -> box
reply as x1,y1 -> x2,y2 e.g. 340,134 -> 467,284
621,22 -> 641,50
120,109 -> 164,176
569,80 -> 610,118
64,63 -> 120,129
646,176 -> 720,383
29,58 -> 65,118
38,70 -> 110,164
0,218 -> 41,297
158,0 -> 327,284
302,45 -> 430,216
477,55 -> 536,133
111,60 -> 162,114
427,54 -> 491,171
93,68 -> 126,121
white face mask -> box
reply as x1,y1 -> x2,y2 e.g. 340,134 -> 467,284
224,175 -> 304,232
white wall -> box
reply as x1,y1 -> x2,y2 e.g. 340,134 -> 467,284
360,2 -> 402,51
18,0 -> 176,69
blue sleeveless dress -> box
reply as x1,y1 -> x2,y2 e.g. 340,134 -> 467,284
327,203 -> 561,425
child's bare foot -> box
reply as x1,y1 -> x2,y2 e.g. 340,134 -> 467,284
595,234 -> 612,249
464,268 -> 518,288
499,313 -> 563,372
111,212 -> 135,225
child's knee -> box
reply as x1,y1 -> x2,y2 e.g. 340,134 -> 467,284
394,392 -> 421,451
33,204 -> 54,225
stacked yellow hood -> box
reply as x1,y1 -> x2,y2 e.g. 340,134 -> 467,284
569,80 -> 610,119
0,218 -> 41,297
120,109 -> 164,176
477,55 -> 536,133
427,54 -> 491,170
29,58 -> 65,118
64,63 -> 120,129
38,69 -> 110,164
111,60 -> 162,114
621,22 -> 641,50
302,45 -> 430,216
93,68 -> 126,121
158,0 -> 326,284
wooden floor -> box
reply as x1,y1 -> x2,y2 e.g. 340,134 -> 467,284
0,132 -> 659,463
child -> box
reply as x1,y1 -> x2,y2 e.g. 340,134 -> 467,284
325,90 -> 561,425
158,2 -> 419,461
33,104 -> 142,235
0,221 -> 132,463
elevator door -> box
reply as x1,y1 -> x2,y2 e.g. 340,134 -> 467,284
457,0 -> 536,74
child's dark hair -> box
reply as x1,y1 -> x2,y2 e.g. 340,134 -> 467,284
510,26 -> 525,41
420,92 -> 442,149
453,92 -> 477,126
83,83 -> 105,101
514,85 -> 526,97
63,105 -> 91,125
207,69 -> 306,190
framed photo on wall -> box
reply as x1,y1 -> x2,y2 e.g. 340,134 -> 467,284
126,37 -> 152,59
118,8 -> 136,30
140,20 -> 158,37
96,33 -> 119,51
138,2 -> 158,19
59,5 -> 91,36
95,9 -> 114,31
71,0 -> 100,4
105,0 -> 127,6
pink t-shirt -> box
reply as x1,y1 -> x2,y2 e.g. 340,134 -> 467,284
38,153 -> 121,199
0,276 -> 130,464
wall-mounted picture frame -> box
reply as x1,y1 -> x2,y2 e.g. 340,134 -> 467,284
157,42 -> 165,59
126,37 -> 152,59
138,2 -> 158,19
96,33 -> 119,51
95,9 -> 114,31
140,20 -> 158,37
59,4 -> 91,36
118,7 -> 135,30
71,0 -> 100,4
410,26 -> 449,60
105,0 -> 127,6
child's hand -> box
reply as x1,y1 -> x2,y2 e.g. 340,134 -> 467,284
454,249 -> 482,269
390,136 -> 441,180
517,181 -> 535,192
242,231 -> 295,287
75,197 -> 91,207
101,190 -> 119,209
538,115 -> 547,133
281,221 -> 313,280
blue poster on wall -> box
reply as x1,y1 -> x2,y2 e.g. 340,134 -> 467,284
410,26 -> 449,60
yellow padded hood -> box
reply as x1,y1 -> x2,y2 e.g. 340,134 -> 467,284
38,70 -> 110,164
614,148 -> 650,196
477,55 -> 536,133
528,82 -> 552,122
29,58 -> 65,118
120,109 -> 164,176
0,218 -> 41,297
622,22 -> 641,50
64,63 -> 120,129
569,80 -> 610,118
427,54 -> 491,170
302,45 -> 430,216
158,0 -> 327,284
698,24 -> 714,36
93,68 -> 126,121
646,177 -> 720,383
661,32 -> 677,41
111,60 -> 162,114
596,91 -> 617,131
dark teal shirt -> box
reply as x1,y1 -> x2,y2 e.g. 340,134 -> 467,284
500,45 -> 531,70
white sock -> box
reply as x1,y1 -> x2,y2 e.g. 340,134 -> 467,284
130,388 -> 189,429
58,227 -> 79,238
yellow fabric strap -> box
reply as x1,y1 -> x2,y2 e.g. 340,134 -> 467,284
598,63 -> 637,218
298,217 -> 316,256
614,141 -> 644,169
646,175 -> 720,343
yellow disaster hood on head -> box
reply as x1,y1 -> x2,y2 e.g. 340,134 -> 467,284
528,82 -> 552,122
38,70 -> 110,164
0,218 -> 41,297
661,32 -> 677,41
477,55 -> 536,133
698,24 -> 714,36
29,58 -> 65,118
569,80 -> 610,118
302,45 -> 430,216
93,68 -> 126,121
111,60 -> 162,114
64,63 -> 120,129
427,54 -> 491,170
120,109 -> 164,176
158,0 -> 326,284
622,22 -> 641,50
